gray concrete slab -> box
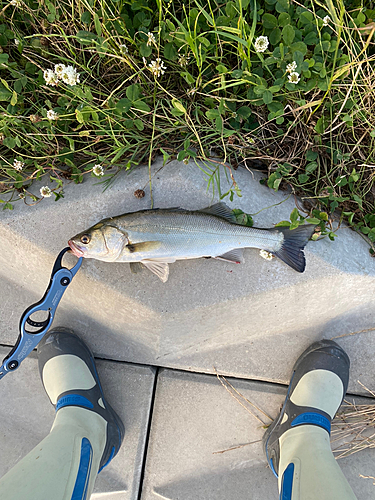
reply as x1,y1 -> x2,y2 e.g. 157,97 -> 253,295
141,369 -> 375,500
0,346 -> 155,499
1,158 -> 375,394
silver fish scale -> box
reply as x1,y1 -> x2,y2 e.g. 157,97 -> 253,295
110,211 -> 284,262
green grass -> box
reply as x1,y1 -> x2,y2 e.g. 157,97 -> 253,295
0,0 -> 374,251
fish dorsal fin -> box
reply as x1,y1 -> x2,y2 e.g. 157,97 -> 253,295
141,258 -> 175,282
199,202 -> 237,223
214,249 -> 244,264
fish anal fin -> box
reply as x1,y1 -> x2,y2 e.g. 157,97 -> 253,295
214,249 -> 244,264
141,259 -> 174,282
199,202 -> 237,223
126,241 -> 161,253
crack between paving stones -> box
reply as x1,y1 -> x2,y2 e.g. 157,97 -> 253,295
137,365 -> 159,500
1,344 -> 374,401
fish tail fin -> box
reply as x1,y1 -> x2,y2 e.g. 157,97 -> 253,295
272,224 -> 317,273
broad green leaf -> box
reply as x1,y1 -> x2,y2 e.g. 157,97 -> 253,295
275,221 -> 291,227
116,98 -> 132,113
1,78 -> 11,91
3,137 -> 15,148
290,208 -> 299,222
282,25 -> 295,45
206,108 -> 220,119
315,116 -> 327,134
278,13 -> 291,26
276,0 -> 289,13
304,31 -> 318,45
269,28 -> 282,45
134,119 -> 144,130
237,106 -> 251,118
216,64 -> 228,74
139,42 -> 152,57
293,50 -> 304,66
262,90 -> 273,104
75,109 -> 84,123
164,42 -> 177,60
126,84 -> 141,101
14,79 -> 23,93
0,88 -> 11,101
94,13 -> 102,36
76,30 -> 97,44
306,162 -> 318,173
262,13 -> 278,29
267,101 -> 283,112
132,100 -> 151,112
81,11 -> 91,24
172,99 -> 186,113
291,41 -> 307,55
306,218 -> 321,224
180,71 -> 195,84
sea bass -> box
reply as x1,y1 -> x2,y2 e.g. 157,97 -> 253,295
68,203 -> 316,282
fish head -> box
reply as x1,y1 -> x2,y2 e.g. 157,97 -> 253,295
68,221 -> 128,261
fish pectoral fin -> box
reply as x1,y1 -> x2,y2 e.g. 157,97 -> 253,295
130,262 -> 144,274
214,249 -> 244,264
199,202 -> 237,223
141,259 -> 174,283
126,241 -> 162,253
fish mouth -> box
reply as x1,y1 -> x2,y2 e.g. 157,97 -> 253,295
68,239 -> 85,258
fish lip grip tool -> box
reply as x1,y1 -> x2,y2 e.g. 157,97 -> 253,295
0,247 -> 82,380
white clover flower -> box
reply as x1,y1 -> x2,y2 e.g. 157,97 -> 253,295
146,32 -> 156,47
43,68 -> 59,86
47,110 -> 58,121
60,65 -> 80,86
288,71 -> 300,84
54,63 -> 66,77
259,250 -> 274,261
120,44 -> 128,53
10,0 -> 20,6
254,36 -> 269,53
40,186 -> 52,198
323,16 -> 331,26
178,54 -> 189,67
14,38 -> 20,46
93,164 -> 104,177
148,58 -> 166,78
286,61 -> 297,73
13,159 -> 24,171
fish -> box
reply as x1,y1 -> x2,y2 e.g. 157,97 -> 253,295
68,203 -> 316,282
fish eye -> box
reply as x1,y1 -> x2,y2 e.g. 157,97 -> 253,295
80,234 -> 91,244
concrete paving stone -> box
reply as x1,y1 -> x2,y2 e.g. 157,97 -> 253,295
0,346 -> 155,499
1,158 -> 375,394
141,369 -> 375,500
